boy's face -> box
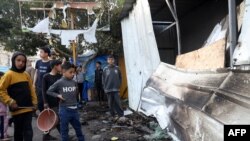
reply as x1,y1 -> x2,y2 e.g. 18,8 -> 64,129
39,49 -> 48,59
55,64 -> 62,73
96,63 -> 100,68
63,68 -> 75,79
15,55 -> 26,70
107,58 -> 114,65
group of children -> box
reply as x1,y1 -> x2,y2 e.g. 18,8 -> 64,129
0,45 -> 124,141
0,47 -> 85,141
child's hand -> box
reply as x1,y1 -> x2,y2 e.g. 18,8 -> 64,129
44,103 -> 49,109
10,102 -> 18,110
57,95 -> 65,101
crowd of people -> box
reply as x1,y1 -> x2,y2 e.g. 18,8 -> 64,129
0,45 -> 124,141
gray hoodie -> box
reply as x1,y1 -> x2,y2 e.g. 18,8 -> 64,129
102,65 -> 122,93
47,77 -> 78,107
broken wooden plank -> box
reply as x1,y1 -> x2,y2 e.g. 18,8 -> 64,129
175,39 -> 226,70
30,8 -> 51,11
55,2 -> 101,9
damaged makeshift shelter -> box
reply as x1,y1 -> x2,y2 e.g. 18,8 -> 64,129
120,0 -> 250,141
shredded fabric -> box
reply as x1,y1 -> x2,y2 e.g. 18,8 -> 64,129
31,17 -> 99,47
83,19 -> 99,43
31,17 -> 49,34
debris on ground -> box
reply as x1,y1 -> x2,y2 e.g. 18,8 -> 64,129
80,101 -> 172,141
143,121 -> 171,141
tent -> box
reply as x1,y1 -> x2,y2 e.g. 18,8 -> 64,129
0,66 -> 10,73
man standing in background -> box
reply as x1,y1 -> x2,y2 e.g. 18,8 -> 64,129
102,55 -> 124,118
95,61 -> 105,105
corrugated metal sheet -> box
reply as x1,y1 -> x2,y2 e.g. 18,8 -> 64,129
121,0 -> 161,110
233,0 -> 250,65
139,63 -> 250,141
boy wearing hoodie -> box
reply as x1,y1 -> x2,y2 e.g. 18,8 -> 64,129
0,52 -> 37,141
47,62 -> 84,141
102,55 -> 124,117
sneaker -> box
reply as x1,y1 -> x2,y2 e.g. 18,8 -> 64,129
43,131 -> 49,135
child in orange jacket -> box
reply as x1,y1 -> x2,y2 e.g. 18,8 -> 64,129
0,52 -> 37,141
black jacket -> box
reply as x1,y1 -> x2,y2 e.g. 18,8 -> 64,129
95,68 -> 103,88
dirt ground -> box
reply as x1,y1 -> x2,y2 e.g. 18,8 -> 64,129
7,101 -> 172,141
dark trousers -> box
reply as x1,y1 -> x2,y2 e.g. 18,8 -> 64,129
59,107 -> 84,141
0,116 -> 4,139
77,83 -> 83,103
96,86 -> 105,102
82,81 -> 89,101
107,92 -> 124,117
51,107 -> 60,133
13,112 -> 33,141
36,87 -> 44,112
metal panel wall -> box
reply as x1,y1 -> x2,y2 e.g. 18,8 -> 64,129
121,0 -> 161,110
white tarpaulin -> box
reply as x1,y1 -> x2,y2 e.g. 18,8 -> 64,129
31,17 -> 49,33
30,18 -> 98,46
121,0 -> 160,110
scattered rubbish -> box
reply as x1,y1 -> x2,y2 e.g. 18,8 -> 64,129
92,135 -> 102,140
117,116 -> 128,123
100,128 -> 107,132
133,125 -> 154,134
124,108 -> 133,116
144,121 -> 171,141
102,120 -> 110,124
79,102 -> 172,141
111,136 -> 119,140
81,121 -> 89,126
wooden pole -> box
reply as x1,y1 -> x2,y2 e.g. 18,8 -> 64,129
72,41 -> 77,65
70,0 -> 77,65
19,2 -> 23,29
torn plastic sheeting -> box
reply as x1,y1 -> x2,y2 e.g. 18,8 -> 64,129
79,49 -> 96,57
31,17 -> 49,33
124,109 -> 133,116
51,18 -> 99,47
30,18 -> 99,46
144,124 -> 170,141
